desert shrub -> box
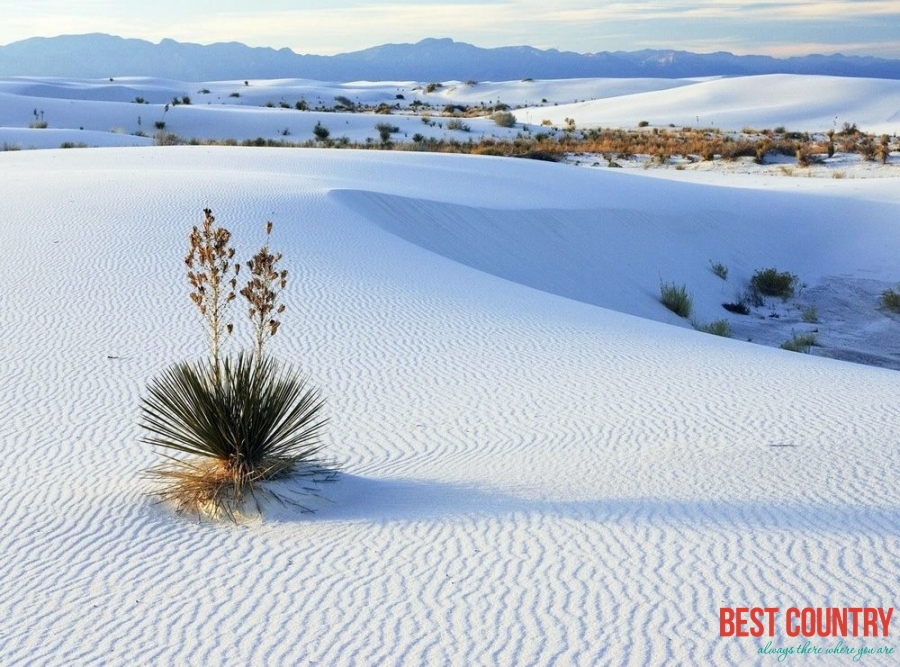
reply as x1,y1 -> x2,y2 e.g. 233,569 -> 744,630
780,331 -> 818,353
229,92 -> 241,98
333,96 -> 355,110
446,118 -> 470,132
660,281 -> 692,318
28,121 -> 48,129
154,120 -> 166,130
425,82 -> 443,93
880,287 -> 900,313
60,142 -> 88,149
313,122 -> 330,141
638,120 -> 649,128
181,96 -> 191,105
493,111 -> 516,127
800,305 -> 818,323
154,131 -> 181,146
694,319 -> 732,337
709,260 -> 728,280
141,353 -> 331,519
750,268 -> 798,300
722,301 -> 750,315
141,210 -> 335,520
295,99 -> 308,111
376,122 -> 399,143
133,96 -> 147,104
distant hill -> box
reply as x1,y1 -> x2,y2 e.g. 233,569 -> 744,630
1,34 -> 899,81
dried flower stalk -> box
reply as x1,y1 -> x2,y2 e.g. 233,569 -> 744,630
185,208 -> 239,377
240,220 -> 287,360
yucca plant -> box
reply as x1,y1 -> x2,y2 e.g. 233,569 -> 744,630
142,352 -> 331,519
141,209 -> 336,521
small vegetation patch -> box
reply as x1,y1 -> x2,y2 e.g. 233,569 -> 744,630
880,287 -> 900,313
780,331 -> 818,353
693,319 -> 732,337
709,260 -> 728,280
660,281 -> 693,318
492,111 -> 517,127
750,267 -> 798,300
722,301 -> 750,315
446,118 -> 470,132
313,122 -> 330,141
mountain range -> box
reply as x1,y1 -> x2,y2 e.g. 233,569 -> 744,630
1,33 -> 899,81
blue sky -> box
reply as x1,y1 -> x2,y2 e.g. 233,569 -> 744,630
3,1 -> 900,58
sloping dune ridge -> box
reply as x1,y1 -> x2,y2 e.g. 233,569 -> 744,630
1,145 -> 899,665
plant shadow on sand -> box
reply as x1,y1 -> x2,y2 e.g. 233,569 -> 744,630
261,473 -> 900,535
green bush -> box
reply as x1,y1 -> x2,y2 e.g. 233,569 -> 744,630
660,281 -> 693,318
800,305 -> 818,323
313,121 -> 330,141
780,331 -> 818,353
693,319 -> 732,337
880,287 -> 900,313
750,267 -> 798,300
709,260 -> 728,280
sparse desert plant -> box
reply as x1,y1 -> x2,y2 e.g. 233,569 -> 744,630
800,305 -> 819,323
153,131 -> 182,146
375,122 -> 399,144
709,260 -> 728,280
446,118 -> 470,132
780,331 -> 818,353
493,111 -> 516,127
154,120 -> 166,130
141,352 -> 331,519
693,319 -> 732,337
750,267 -> 798,300
28,108 -> 47,128
333,95 -> 355,110
880,287 -> 900,313
141,209 -> 335,520
722,301 -> 750,315
313,121 -> 330,141
660,281 -> 693,318
425,82 -> 443,93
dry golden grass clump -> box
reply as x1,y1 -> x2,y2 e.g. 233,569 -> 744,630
141,210 -> 335,520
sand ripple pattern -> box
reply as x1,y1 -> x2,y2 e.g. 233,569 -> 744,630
0,148 -> 898,666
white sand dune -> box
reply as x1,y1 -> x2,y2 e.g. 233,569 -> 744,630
1,144 -> 899,665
